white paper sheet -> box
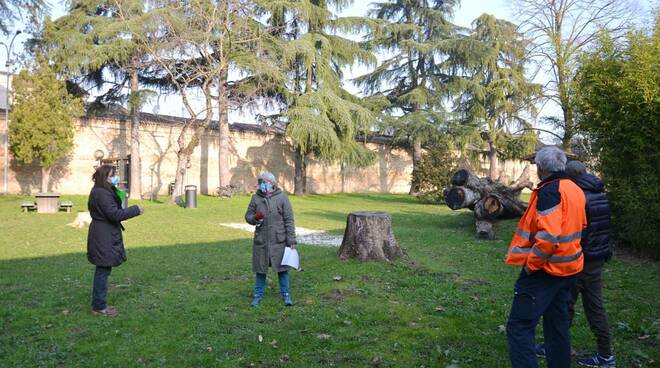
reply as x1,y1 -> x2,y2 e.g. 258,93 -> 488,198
281,247 -> 300,270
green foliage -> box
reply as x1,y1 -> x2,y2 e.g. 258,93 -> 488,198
497,130 -> 537,161
41,0 -> 153,110
412,142 -> 457,203
356,0 -> 461,148
575,17 -> 660,257
261,0 -> 377,168
447,14 -> 540,169
9,56 -> 83,169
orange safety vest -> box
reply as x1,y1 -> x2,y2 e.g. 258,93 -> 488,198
506,174 -> 587,277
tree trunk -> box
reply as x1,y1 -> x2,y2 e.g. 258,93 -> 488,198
170,126 -> 201,204
129,68 -> 142,199
445,186 -> 481,210
474,195 -> 504,221
487,139 -> 498,180
452,169 -> 481,188
338,212 -> 404,261
561,104 -> 575,153
409,139 -> 422,195
170,152 -> 188,205
41,166 -> 50,193
557,58 -> 575,153
444,169 -> 530,239
218,68 -> 231,188
294,147 -> 306,196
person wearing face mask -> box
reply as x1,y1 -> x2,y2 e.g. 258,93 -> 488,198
244,172 -> 297,307
87,165 -> 144,316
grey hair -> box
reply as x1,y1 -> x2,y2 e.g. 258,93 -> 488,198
257,171 -> 277,187
566,160 -> 587,178
535,146 -> 567,173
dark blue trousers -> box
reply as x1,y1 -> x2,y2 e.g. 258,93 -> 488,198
507,269 -> 576,368
91,266 -> 112,310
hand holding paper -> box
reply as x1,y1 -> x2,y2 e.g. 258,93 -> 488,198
281,247 -> 300,270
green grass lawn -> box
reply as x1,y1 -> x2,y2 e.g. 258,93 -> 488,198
0,193 -> 658,367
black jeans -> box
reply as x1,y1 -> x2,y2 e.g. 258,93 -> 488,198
92,266 -> 112,310
507,269 -> 576,368
569,259 -> 612,356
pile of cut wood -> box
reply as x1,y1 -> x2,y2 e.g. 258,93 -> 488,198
443,167 -> 533,239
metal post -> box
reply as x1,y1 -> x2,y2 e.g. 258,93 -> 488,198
1,30 -> 21,195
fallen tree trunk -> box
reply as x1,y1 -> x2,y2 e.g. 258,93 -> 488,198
445,186 -> 481,210
444,168 -> 531,239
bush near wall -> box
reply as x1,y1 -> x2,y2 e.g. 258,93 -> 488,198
576,22 -> 660,258
412,143 -> 457,204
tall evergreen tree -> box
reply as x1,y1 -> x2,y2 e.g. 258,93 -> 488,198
260,0 -> 377,196
447,14 -> 540,180
9,55 -> 83,192
126,0 -> 281,202
356,0 -> 461,195
42,0 -> 150,198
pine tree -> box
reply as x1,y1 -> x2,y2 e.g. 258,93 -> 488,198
357,0 -> 460,194
356,0 -> 462,195
125,0 -> 280,202
9,55 -> 83,192
447,14 -> 540,180
42,0 -> 150,198
260,0 -> 378,195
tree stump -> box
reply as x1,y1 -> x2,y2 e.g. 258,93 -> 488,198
338,212 -> 403,261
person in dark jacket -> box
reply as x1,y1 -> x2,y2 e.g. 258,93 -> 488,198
566,160 -> 615,367
244,172 -> 297,307
87,165 -> 143,316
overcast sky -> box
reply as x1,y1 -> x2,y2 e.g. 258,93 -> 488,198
1,0 -> 656,140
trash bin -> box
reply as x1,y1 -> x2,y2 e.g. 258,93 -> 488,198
185,185 -> 197,209
168,182 -> 176,195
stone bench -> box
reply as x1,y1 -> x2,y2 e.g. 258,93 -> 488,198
21,201 -> 37,213
59,201 -> 74,213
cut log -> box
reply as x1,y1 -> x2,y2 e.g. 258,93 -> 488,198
452,169 -> 481,188
445,186 -> 481,210
474,195 -> 504,221
338,212 -> 403,261
476,220 -> 495,240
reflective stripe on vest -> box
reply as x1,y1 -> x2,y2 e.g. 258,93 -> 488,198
516,229 -> 534,241
536,231 -> 582,244
509,246 -> 582,264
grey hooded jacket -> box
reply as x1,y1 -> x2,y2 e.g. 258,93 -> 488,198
245,188 -> 297,273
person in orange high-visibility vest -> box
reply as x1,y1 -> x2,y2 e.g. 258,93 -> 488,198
505,146 -> 587,368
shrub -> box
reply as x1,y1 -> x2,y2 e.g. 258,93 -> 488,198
412,143 -> 457,204
575,21 -> 660,258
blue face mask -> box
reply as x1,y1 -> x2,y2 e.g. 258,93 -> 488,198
108,175 -> 120,186
259,182 -> 272,192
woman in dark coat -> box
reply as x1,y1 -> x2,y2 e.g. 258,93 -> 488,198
87,165 -> 143,316
244,172 -> 297,307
